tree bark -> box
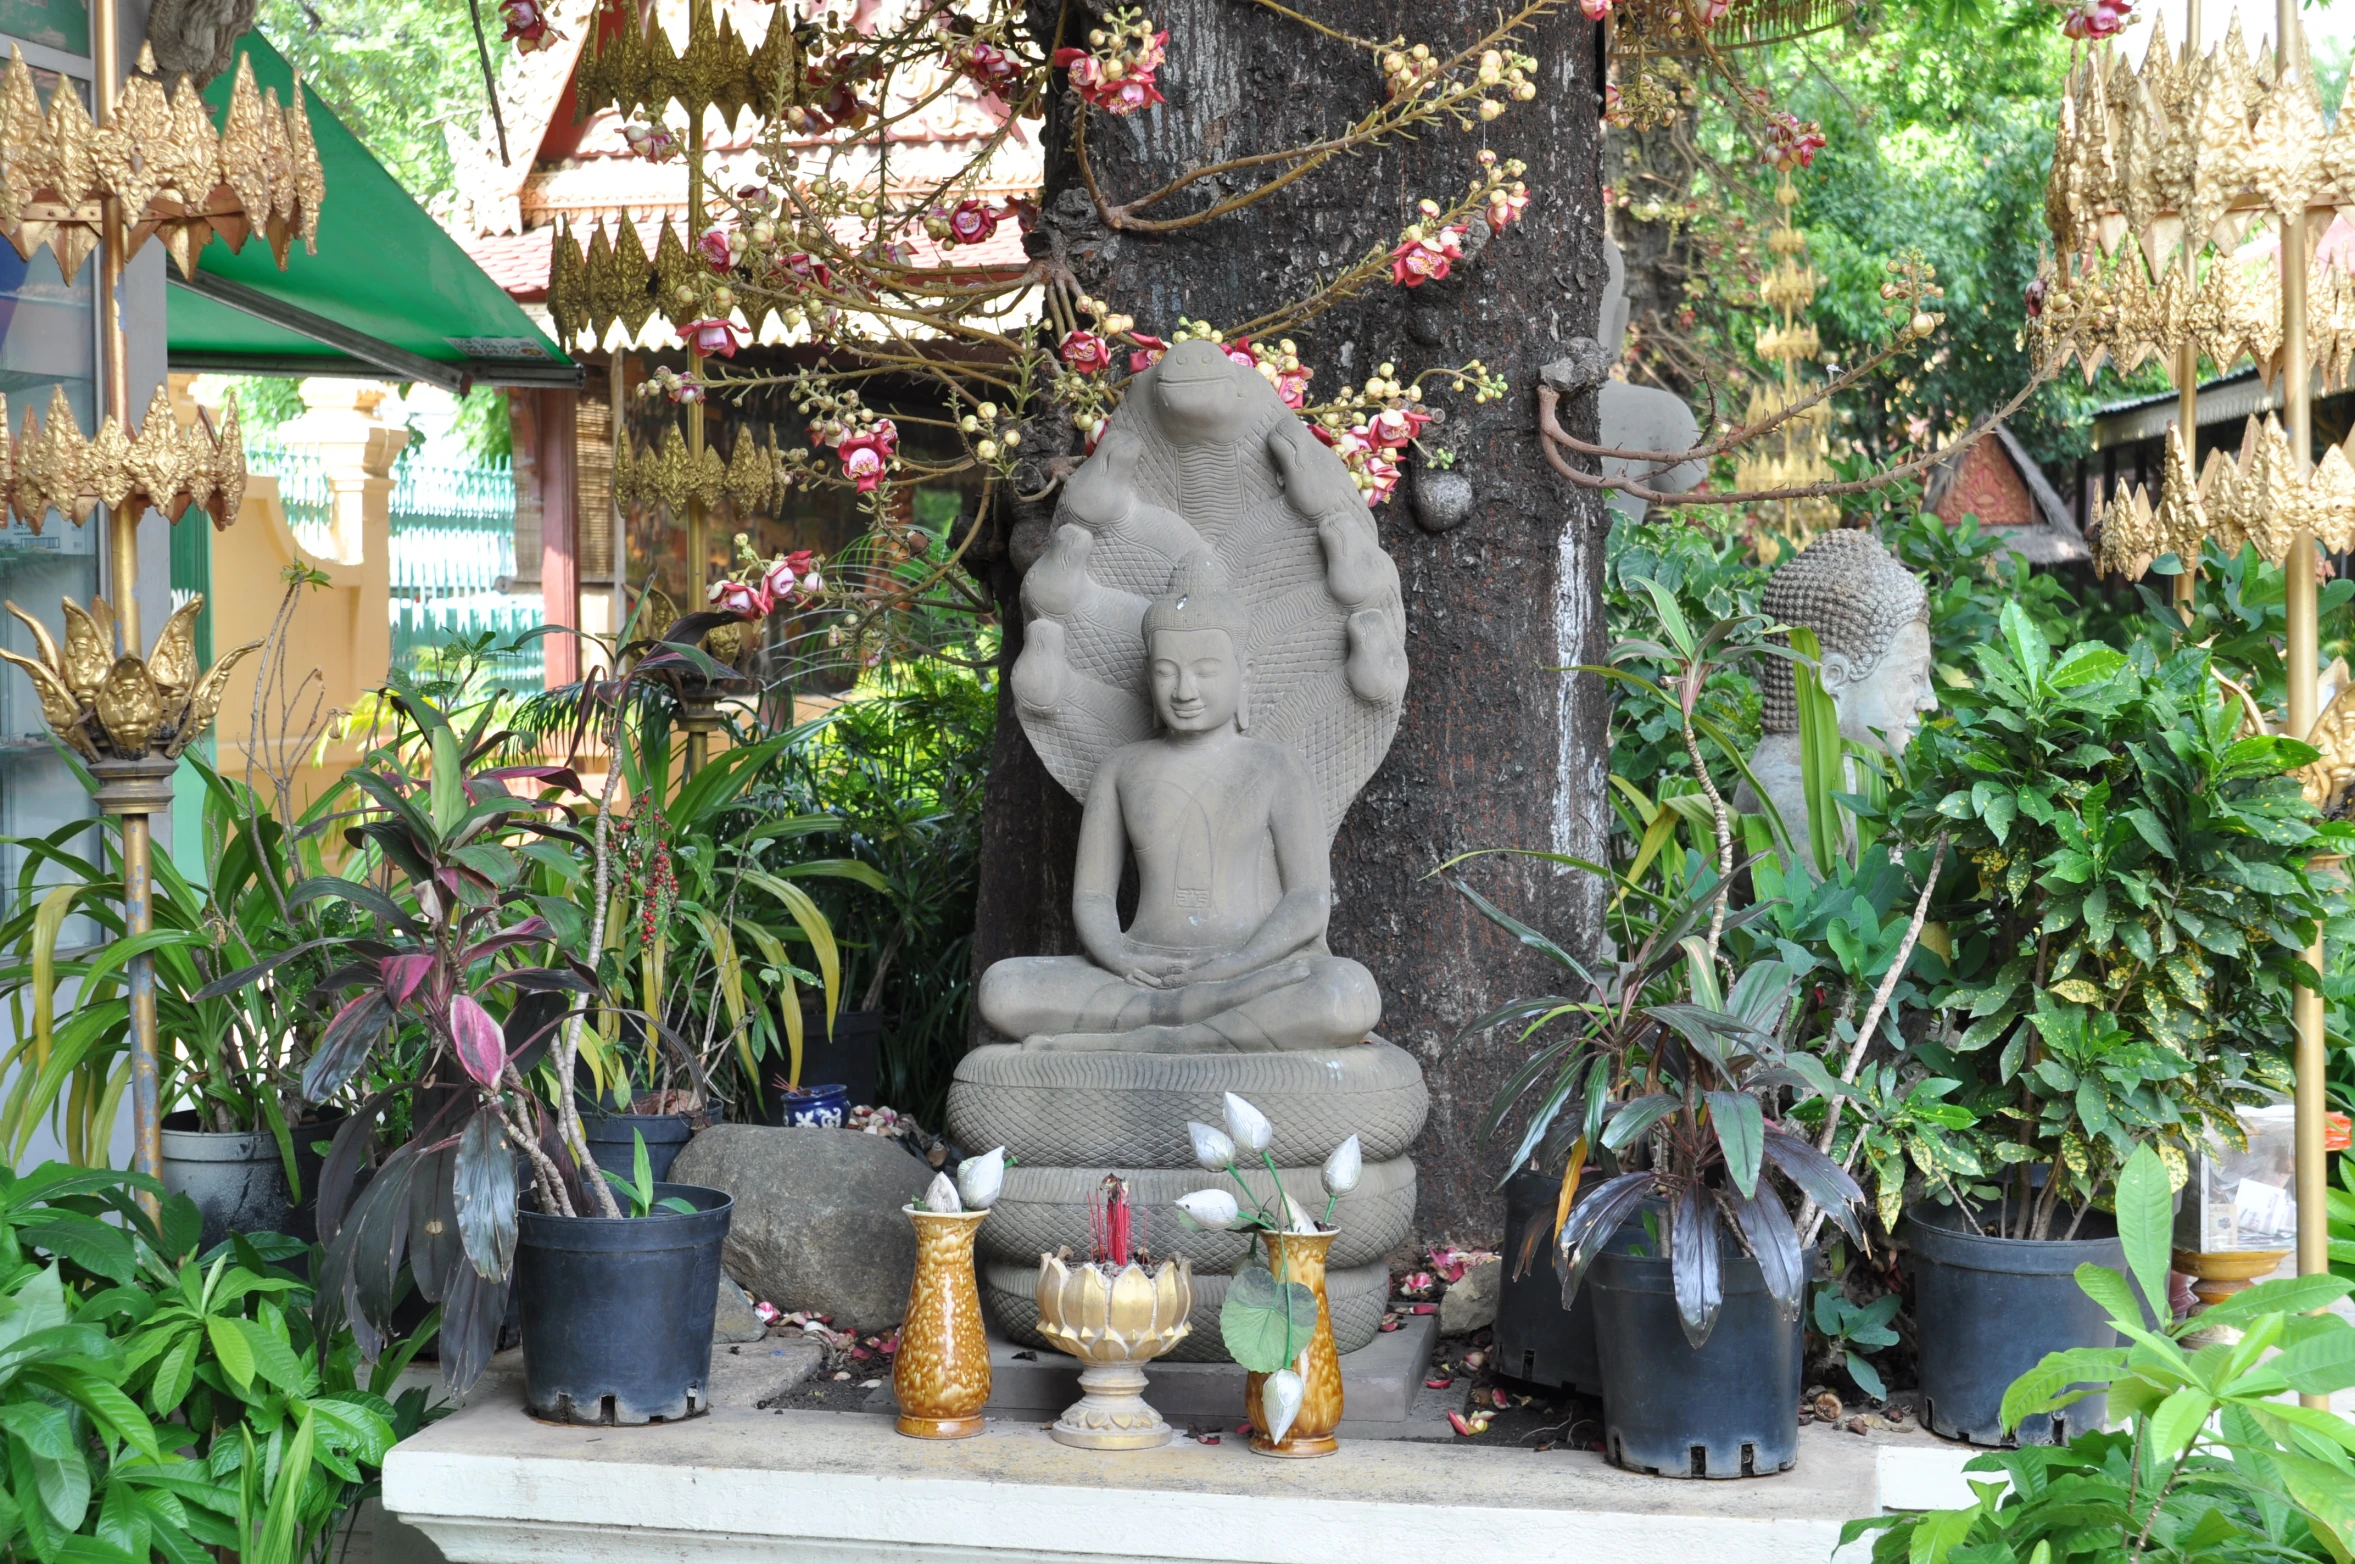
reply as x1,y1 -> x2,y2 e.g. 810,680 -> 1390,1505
970,0 -> 1612,1245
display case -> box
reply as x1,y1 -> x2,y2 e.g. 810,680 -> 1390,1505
2171,1100 -> 2297,1306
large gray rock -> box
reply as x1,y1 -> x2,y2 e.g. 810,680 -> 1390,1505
673,1126 -> 933,1332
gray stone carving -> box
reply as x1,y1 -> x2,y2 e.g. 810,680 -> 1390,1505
1732,528 -> 1939,866
950,339 -> 1428,1361
1596,239 -> 1704,522
144,0 -> 259,88
980,338 -> 1407,1055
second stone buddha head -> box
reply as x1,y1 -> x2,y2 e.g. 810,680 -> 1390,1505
1757,528 -> 1936,755
1142,552 -> 1251,734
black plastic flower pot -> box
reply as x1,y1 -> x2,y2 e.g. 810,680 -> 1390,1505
581,1110 -> 697,1182
160,1110 -> 343,1252
515,1182 -> 733,1425
1904,1201 -> 2130,1446
1589,1242 -> 1804,1479
1494,1164 -> 1600,1393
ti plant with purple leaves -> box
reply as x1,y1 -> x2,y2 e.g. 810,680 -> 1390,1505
202,681 -> 605,1393
1173,1092 -> 1361,1444
1449,584 -> 1871,1350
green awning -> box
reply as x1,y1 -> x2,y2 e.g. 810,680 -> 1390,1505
165,32 -> 578,392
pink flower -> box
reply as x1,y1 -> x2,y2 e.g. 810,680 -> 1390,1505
1052,47 -> 1102,88
763,550 -> 821,603
682,318 -> 746,357
699,228 -> 737,271
1051,39 -> 1166,115
1760,112 -> 1827,172
808,417 -> 846,449
1487,184 -> 1529,232
2025,276 -> 2049,319
1366,405 -> 1432,450
1361,452 -> 1401,505
837,421 -> 898,492
621,122 -> 678,161
2062,0 -> 2130,37
1110,75 -> 1160,113
1580,0 -> 1611,16
946,198 -> 1000,246
499,0 -> 561,51
1061,330 -> 1114,373
862,239 -> 918,268
1270,368 -> 1310,409
1127,333 -> 1168,372
710,578 -> 766,616
957,39 -> 1022,91
777,252 -> 833,288
1388,227 -> 1464,287
1220,341 -> 1257,371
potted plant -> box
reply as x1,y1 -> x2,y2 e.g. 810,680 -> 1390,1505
0,758 -> 357,1251
1453,581 -> 1869,1478
1848,1144 -> 2355,1562
1879,605 -> 2345,1445
1174,1092 -> 1363,1458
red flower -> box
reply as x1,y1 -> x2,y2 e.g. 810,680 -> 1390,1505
777,252 -> 833,288
837,421 -> 899,492
499,0 -> 561,50
1366,405 -> 1432,450
1061,330 -> 1114,374
1052,40 -> 1167,115
681,318 -> 747,357
710,578 -> 766,617
621,122 -> 678,161
957,39 -> 1022,91
946,199 -> 1000,246
2062,0 -> 2130,37
1580,0 -> 1611,15
1760,112 -> 1827,172
1127,333 -> 1168,372
699,228 -> 737,272
2025,276 -> 2049,318
1270,368 -> 1310,409
1487,184 -> 1530,232
1388,227 -> 1465,287
1360,452 -> 1401,505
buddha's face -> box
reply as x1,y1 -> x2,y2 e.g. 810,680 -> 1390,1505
1827,618 -> 1938,756
1149,628 -> 1243,735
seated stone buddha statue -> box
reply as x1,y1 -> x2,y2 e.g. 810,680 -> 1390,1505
1732,527 -> 1939,866
978,554 -> 1381,1051
974,337 -> 1409,1054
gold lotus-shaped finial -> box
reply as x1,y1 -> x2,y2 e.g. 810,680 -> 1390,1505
0,595 -> 257,762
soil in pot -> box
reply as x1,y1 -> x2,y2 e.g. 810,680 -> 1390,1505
515,1182 -> 733,1425
1494,1164 -> 1600,1393
1905,1201 -> 2134,1446
161,1110 -> 345,1253
1589,1236 -> 1805,1479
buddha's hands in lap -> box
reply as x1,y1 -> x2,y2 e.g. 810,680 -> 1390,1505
1114,943 -> 1301,990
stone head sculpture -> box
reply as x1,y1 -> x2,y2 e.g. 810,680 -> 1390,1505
1756,528 -> 1937,756
1142,551 -> 1253,734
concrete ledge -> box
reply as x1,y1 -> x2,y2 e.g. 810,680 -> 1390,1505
386,1379 -> 1983,1564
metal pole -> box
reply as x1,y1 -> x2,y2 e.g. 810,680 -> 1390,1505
2171,0 -> 2202,620
91,0 -> 160,1193
684,102 -> 709,777
2274,0 -> 2329,1410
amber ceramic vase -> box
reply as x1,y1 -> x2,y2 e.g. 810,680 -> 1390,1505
894,1208 -> 992,1438
1243,1230 -> 1343,1458
1035,1253 -> 1193,1450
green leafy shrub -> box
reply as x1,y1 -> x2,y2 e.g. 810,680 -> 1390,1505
1846,1145 -> 2355,1564
1880,605 -> 2347,1235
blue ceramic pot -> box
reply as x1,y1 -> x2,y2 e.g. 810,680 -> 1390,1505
780,1083 -> 850,1127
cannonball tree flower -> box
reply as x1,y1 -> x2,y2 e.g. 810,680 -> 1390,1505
946,198 -> 1001,246
836,421 -> 899,492
681,317 -> 747,357
620,121 -> 679,161
1220,340 -> 1258,371
1760,112 -> 1827,172
1388,226 -> 1465,287
1358,450 -> 1402,505
710,577 -> 767,617
1580,0 -> 1611,18
1060,329 -> 1114,374
1487,183 -> 1530,232
698,228 -> 739,271
1128,333 -> 1169,372
1366,404 -> 1432,450
2062,0 -> 2131,38
499,0 -> 561,51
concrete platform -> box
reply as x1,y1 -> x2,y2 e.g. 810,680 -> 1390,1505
384,1378 -> 1983,1564
860,1316 -> 1446,1438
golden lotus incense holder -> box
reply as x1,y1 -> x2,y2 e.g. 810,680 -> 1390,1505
1033,1252 -> 1193,1451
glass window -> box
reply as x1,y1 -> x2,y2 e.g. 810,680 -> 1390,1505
0,0 -> 87,57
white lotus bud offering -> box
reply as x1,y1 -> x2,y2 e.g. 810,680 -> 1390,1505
1261,1367 -> 1305,1446
1174,1188 -> 1240,1230
1321,1134 -> 1362,1197
1188,1120 -> 1236,1171
955,1146 -> 1006,1210
1284,1193 -> 1320,1234
1223,1092 -> 1273,1153
922,1172 -> 963,1213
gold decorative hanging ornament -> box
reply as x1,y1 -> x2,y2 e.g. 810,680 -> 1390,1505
0,45 -> 327,278
1,385 -> 246,532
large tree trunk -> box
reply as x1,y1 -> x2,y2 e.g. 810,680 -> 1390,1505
969,0 -> 1613,1246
